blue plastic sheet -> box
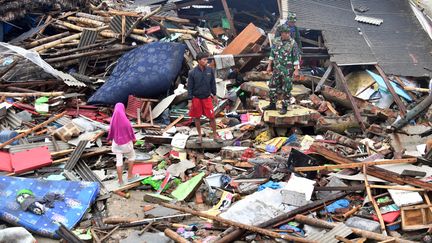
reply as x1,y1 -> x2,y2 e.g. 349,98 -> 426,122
367,70 -> 412,102
88,42 -> 186,105
321,199 -> 350,213
258,181 -> 282,191
0,176 -> 99,238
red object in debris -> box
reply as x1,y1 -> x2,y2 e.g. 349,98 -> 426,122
373,210 -> 401,223
10,146 -> 52,174
146,26 -> 161,34
0,151 -> 13,172
126,95 -> 146,119
131,163 -> 153,176
195,191 -> 204,204
241,148 -> 255,162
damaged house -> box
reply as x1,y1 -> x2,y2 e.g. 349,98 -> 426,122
0,0 -> 432,242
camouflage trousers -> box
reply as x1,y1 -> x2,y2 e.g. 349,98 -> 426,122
269,68 -> 293,105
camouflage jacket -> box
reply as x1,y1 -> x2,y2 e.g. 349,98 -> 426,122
269,37 -> 300,70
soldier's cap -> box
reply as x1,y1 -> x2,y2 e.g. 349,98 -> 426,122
288,12 -> 297,22
277,24 -> 291,33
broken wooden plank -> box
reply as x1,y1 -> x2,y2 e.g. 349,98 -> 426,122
294,158 -> 417,172
375,65 -> 407,116
364,165 -> 387,235
221,0 -> 237,37
160,202 -> 315,243
215,192 -> 347,243
333,63 -> 366,132
295,215 -> 415,243
315,65 -> 333,92
311,144 -> 432,190
162,115 -> 185,133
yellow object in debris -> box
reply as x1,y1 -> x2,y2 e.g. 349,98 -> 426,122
255,130 -> 272,143
300,135 -> 315,151
205,191 -> 235,216
345,71 -> 376,96
256,136 -> 288,153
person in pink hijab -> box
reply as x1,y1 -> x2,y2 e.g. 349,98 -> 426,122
107,103 -> 136,184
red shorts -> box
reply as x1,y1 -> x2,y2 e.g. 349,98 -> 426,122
189,97 -> 215,119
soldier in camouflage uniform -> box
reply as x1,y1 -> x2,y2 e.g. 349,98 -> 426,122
263,24 -> 301,115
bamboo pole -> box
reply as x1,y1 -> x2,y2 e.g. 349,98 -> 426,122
55,20 -> 116,38
76,12 -> 111,22
47,39 -> 115,57
27,32 -> 70,48
0,91 -> 64,97
160,202 -> 315,243
129,34 -> 154,43
364,165 -> 387,236
166,28 -> 197,35
0,112 -> 66,149
164,228 -> 190,243
31,33 -> 82,52
294,158 -> 417,172
403,86 -> 430,93
45,46 -> 134,63
51,149 -> 74,157
67,16 -> 105,27
369,185 -> 424,192
295,215 -> 415,243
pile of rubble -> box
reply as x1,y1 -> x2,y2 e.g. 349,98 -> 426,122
1,0 -> 432,242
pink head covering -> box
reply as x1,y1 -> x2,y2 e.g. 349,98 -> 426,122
107,103 -> 136,145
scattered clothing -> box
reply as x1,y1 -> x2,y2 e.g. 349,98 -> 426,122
214,54 -> 235,70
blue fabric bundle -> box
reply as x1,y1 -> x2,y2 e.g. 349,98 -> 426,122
0,176 -> 99,238
88,42 -> 186,105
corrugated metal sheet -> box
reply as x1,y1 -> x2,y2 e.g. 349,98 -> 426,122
307,223 -> 352,243
8,141 -> 71,153
55,116 -> 73,126
78,29 -> 98,74
109,15 -> 135,34
288,0 -> 432,77
355,15 -> 383,25
0,110 -> 22,129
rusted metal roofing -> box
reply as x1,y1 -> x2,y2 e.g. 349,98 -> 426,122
288,0 -> 432,77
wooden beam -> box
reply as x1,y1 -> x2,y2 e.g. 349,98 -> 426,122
160,202 -> 315,243
214,192 -> 347,243
295,215 -> 415,243
315,64 -> 333,92
333,63 -> 366,132
26,32 -> 71,48
300,36 -> 320,47
162,115 -> 185,133
294,158 -> 416,172
311,144 -> 432,191
0,91 -> 64,97
375,65 -> 407,116
164,228 -> 190,243
221,0 -> 237,37
364,165 -> 387,235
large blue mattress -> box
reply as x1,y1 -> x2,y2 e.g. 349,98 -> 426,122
0,176 -> 99,238
88,42 -> 186,105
